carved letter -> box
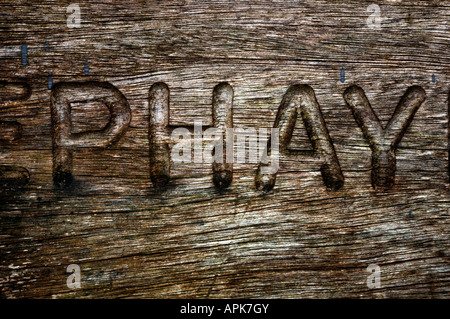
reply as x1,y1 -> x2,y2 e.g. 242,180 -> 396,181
0,81 -> 31,190
149,82 -> 234,189
51,82 -> 131,188
256,84 -> 344,192
344,85 -> 426,189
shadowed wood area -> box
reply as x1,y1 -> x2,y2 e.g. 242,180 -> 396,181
0,0 -> 449,298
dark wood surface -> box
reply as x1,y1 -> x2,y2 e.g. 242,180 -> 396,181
0,0 -> 449,298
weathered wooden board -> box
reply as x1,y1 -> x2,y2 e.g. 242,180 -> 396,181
0,0 -> 449,298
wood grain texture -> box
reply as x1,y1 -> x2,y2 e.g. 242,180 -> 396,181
0,0 -> 449,298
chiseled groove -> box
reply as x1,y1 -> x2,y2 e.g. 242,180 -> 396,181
0,121 -> 22,142
0,165 -> 30,190
343,85 -> 426,190
0,81 -> 31,190
255,84 -> 344,193
212,82 -> 233,189
0,81 -> 31,102
148,82 -> 171,189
